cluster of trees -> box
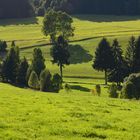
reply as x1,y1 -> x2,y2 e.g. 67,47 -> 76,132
32,0 -> 140,16
0,0 -> 33,19
93,36 -> 140,85
0,42 -> 62,93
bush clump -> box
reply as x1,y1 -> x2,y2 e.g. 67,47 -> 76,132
28,71 -> 40,90
95,84 -> 101,96
122,73 -> 140,99
109,83 -> 118,98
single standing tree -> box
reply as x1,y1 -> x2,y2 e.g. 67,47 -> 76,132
16,57 -> 29,86
31,48 -> 46,77
125,36 -> 136,74
93,38 -> 114,85
1,46 -> 20,83
42,9 -> 74,43
108,39 -> 126,86
133,36 -> 140,72
51,36 -> 70,80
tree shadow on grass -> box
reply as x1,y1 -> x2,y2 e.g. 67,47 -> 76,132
70,85 -> 90,92
0,17 -> 38,26
68,44 -> 93,64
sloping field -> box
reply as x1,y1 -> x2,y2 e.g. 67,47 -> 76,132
0,83 -> 140,140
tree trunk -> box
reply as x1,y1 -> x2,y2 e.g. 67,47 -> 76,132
60,64 -> 63,81
105,69 -> 108,85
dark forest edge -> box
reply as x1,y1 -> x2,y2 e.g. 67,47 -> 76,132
1,0 -> 140,19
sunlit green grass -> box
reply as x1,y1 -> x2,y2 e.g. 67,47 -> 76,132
0,83 -> 140,140
0,15 -> 140,140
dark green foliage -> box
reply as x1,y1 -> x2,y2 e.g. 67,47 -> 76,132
51,36 -> 70,79
93,38 -> 115,85
52,73 -> 62,93
28,71 -> 40,90
42,9 -> 74,43
125,36 -> 136,74
0,0 -> 33,19
95,84 -> 101,96
1,46 -> 20,83
32,0 -> 140,15
122,73 -> 140,99
16,57 -> 29,86
109,83 -> 118,98
26,66 -> 33,85
31,48 -> 46,77
108,39 -> 127,85
40,69 -> 52,92
0,41 -> 7,52
133,36 -> 140,72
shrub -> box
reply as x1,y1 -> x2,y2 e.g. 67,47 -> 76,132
65,83 -> 71,93
40,69 -> 52,92
28,71 -> 40,90
95,84 -> 101,96
52,73 -> 62,93
122,73 -> 140,99
109,83 -> 118,98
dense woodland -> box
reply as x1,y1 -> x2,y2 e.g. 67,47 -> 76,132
1,0 -> 140,19
33,0 -> 140,15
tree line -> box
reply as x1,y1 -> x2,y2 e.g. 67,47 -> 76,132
1,0 -> 140,19
33,0 -> 140,16
0,0 -> 33,19
0,41 -> 63,93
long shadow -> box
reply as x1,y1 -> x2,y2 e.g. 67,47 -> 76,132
74,15 -> 140,22
0,17 -> 38,26
68,44 -> 93,64
70,85 -> 90,92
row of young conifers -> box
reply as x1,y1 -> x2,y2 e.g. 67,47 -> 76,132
0,9 -> 140,99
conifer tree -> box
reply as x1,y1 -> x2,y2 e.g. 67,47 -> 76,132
1,46 -> 20,83
93,38 -> 115,85
108,39 -> 126,85
31,48 -> 46,77
133,36 -> 140,73
125,36 -> 136,74
16,57 -> 29,86
28,71 -> 40,90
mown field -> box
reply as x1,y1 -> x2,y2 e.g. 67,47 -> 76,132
0,83 -> 140,140
0,15 -> 140,139
1,15 -> 140,80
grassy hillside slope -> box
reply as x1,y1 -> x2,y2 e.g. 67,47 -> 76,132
0,83 -> 140,140
1,15 -> 140,81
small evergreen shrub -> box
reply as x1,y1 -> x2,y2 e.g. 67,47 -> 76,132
109,83 -> 118,98
28,71 -> 40,90
95,84 -> 101,96
122,73 -> 140,99
65,83 -> 71,93
52,73 -> 62,93
40,69 -> 52,92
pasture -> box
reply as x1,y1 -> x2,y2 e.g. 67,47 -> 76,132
0,15 -> 140,139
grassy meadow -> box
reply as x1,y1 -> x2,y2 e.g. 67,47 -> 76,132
0,83 -> 140,140
0,15 -> 140,139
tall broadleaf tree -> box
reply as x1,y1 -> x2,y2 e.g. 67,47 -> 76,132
51,36 -> 70,80
42,9 -> 74,43
93,38 -> 115,85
